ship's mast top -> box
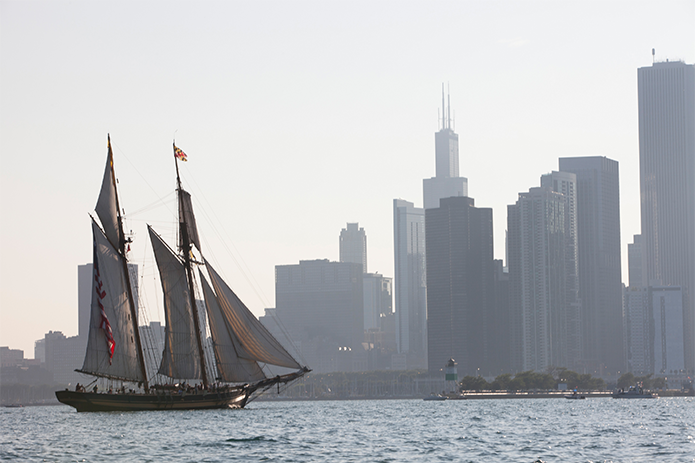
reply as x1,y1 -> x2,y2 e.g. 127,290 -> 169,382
173,142 -> 210,388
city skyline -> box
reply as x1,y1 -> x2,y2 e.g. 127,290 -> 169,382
1,1 -> 694,356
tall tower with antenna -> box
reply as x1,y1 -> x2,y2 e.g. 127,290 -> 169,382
423,84 -> 468,209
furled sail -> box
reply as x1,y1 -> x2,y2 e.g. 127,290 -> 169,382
200,271 -> 265,382
81,220 -> 144,382
148,226 -> 201,380
95,139 -> 122,250
205,259 -> 301,369
178,189 -> 201,252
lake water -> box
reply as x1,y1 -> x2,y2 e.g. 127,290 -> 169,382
2,398 -> 694,462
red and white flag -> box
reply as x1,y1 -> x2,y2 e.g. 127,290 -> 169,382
93,253 -> 115,363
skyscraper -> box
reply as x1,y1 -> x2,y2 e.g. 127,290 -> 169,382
426,196 -> 494,376
624,286 -> 650,375
393,199 -> 427,369
651,286 -> 685,375
559,156 -> 623,375
491,259 -> 512,375
540,170 -> 582,369
78,264 -> 92,338
423,88 -> 468,210
628,235 -> 647,288
508,183 -> 579,372
275,259 -> 364,373
363,273 -> 392,331
638,59 -> 695,372
339,223 -> 367,272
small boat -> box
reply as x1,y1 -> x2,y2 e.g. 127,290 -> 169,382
423,393 -> 447,401
56,137 -> 310,412
564,391 -> 585,399
612,385 -> 656,399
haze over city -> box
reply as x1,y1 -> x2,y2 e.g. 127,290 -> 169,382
1,0 -> 694,358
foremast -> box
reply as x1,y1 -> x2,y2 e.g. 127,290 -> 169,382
174,143 -> 210,388
108,135 -> 150,391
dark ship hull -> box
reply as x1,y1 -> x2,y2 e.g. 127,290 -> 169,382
56,370 -> 308,412
56,387 -> 250,412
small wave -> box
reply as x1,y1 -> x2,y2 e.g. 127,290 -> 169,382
225,436 -> 276,443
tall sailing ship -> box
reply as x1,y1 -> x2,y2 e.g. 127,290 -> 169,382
56,136 -> 309,412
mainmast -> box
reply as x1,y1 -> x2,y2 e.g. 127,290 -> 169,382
108,135 -> 149,391
174,143 -> 210,388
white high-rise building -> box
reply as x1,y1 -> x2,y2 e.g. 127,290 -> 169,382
540,171 -> 582,369
508,180 -> 580,372
638,59 -> 695,373
393,199 -> 427,369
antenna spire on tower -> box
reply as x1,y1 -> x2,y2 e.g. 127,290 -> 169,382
441,83 -> 446,129
447,83 -> 451,130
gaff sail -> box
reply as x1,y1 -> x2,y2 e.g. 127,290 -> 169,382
205,259 -> 301,370
200,271 -> 265,382
148,226 -> 202,380
80,220 -> 145,382
94,138 -> 121,250
178,189 -> 201,252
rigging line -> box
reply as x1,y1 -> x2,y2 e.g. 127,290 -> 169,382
268,311 -> 308,366
110,139 -> 178,221
181,169 -> 272,309
127,192 -> 177,217
144,226 -> 166,333
184,173 -> 269,307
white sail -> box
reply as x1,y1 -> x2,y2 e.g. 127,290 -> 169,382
205,259 -> 301,369
148,226 -> 202,380
81,220 -> 144,382
200,271 -> 265,382
178,189 -> 201,252
94,141 -> 121,250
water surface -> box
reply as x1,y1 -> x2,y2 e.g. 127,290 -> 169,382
2,398 -> 694,462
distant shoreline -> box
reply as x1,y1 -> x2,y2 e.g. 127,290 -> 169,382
258,389 -> 694,402
4,389 -> 692,408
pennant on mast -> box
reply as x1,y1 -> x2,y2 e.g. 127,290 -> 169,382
174,145 -> 188,162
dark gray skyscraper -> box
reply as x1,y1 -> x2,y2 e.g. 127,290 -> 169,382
559,156 -> 624,375
638,59 -> 695,372
426,196 -> 494,376
423,88 -> 468,209
393,199 -> 427,369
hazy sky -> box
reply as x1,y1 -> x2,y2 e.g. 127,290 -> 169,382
1,1 -> 694,357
